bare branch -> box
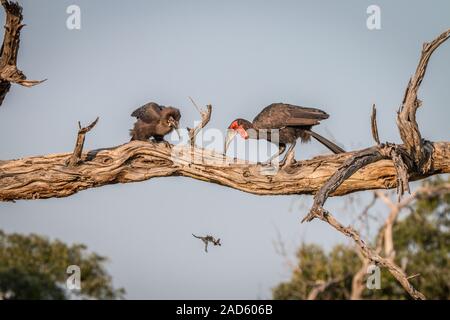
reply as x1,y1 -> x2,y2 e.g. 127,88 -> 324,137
406,273 -> 421,280
188,96 -> 201,114
0,141 -> 448,201
66,117 -> 99,167
397,28 -> 450,172
302,145 -> 386,223
375,191 -> 402,260
0,0 -> 44,106
305,144 -> 429,298
303,29 -> 450,299
188,99 -> 212,147
371,104 -> 380,145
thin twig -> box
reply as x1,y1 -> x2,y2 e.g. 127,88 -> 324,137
406,273 -> 421,280
189,96 -> 201,113
371,104 -> 380,145
188,98 -> 212,147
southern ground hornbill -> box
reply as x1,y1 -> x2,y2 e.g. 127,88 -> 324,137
224,103 -> 345,166
130,102 -> 181,142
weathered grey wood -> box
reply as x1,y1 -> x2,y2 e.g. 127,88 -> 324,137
0,0 -> 43,106
303,28 -> 450,300
66,117 -> 99,167
0,141 -> 448,201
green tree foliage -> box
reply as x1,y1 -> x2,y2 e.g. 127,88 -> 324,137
0,231 -> 125,299
273,177 -> 450,299
273,244 -> 359,299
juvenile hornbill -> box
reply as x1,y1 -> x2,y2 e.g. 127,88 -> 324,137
130,102 -> 181,143
224,103 -> 345,166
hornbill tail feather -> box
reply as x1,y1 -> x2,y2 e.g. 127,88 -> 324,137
306,130 -> 345,154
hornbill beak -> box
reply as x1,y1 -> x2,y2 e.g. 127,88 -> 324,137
224,130 -> 238,155
170,121 -> 181,139
174,127 -> 181,139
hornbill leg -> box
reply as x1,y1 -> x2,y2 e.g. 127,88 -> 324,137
265,143 -> 286,165
280,141 -> 297,167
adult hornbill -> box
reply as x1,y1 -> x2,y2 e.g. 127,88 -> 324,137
130,102 -> 181,142
224,103 -> 345,166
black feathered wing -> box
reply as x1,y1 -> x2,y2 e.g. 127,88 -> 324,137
252,103 -> 329,129
131,102 -> 162,123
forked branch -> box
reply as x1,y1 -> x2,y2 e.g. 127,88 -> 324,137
66,117 -> 99,167
397,29 -> 450,172
188,97 -> 212,146
303,28 -> 450,300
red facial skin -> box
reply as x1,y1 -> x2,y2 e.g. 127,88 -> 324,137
229,120 -> 249,139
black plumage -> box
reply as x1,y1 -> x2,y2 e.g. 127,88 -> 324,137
130,102 -> 181,142
224,103 -> 345,166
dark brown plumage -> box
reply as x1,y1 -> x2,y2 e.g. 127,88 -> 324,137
130,102 -> 181,142
224,103 -> 345,166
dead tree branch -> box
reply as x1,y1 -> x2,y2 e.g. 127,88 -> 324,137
397,29 -> 450,172
0,141 -> 448,201
302,28 -> 450,300
0,0 -> 44,106
66,117 -> 99,167
371,104 -> 380,145
302,143 -> 412,222
188,99 -> 212,146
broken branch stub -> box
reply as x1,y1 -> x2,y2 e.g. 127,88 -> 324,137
67,117 -> 99,167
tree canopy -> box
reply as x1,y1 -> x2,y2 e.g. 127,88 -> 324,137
0,231 -> 125,300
